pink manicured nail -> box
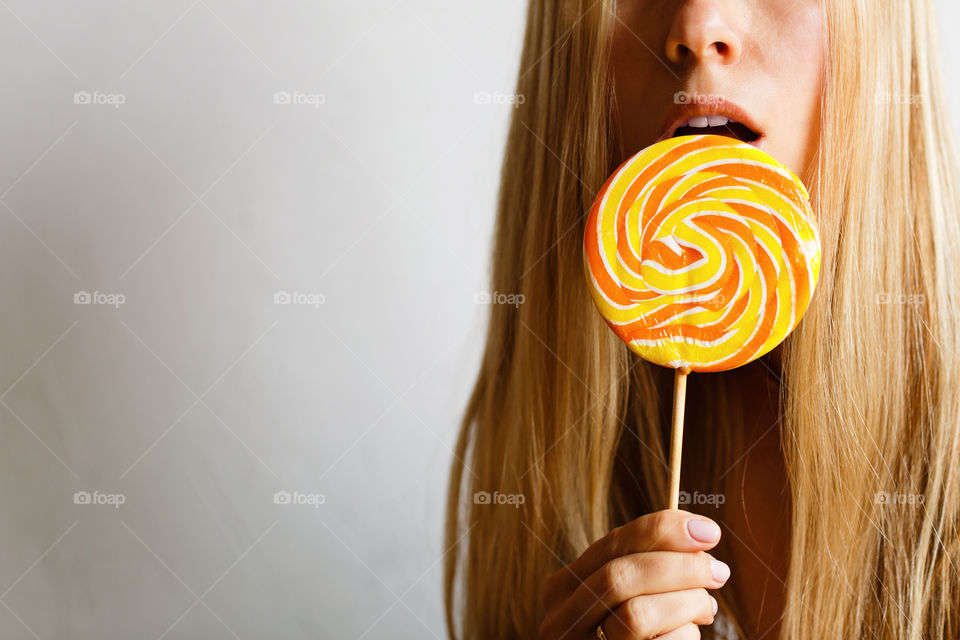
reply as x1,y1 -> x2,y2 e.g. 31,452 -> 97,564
687,518 -> 720,543
711,595 -> 718,615
709,557 -> 730,583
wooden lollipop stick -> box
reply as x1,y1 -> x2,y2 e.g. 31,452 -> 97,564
668,367 -> 690,510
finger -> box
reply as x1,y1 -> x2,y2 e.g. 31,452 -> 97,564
545,511 -> 721,602
603,589 -> 715,640
650,622 -> 702,640
560,551 -> 729,633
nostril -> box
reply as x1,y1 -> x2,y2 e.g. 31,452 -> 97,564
713,42 -> 729,56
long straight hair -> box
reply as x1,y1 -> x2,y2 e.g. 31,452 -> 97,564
444,1 -> 960,638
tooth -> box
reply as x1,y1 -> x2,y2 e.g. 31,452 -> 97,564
688,116 -> 709,128
706,115 -> 729,127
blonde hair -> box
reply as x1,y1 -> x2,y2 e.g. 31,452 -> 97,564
444,1 -> 960,638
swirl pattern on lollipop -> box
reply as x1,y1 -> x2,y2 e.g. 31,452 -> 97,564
583,134 -> 821,372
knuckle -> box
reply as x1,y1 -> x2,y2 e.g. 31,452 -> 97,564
601,525 -> 623,558
694,587 -> 713,618
623,596 -> 654,636
678,622 -> 702,639
695,586 -> 709,603
648,510 -> 675,545
598,558 -> 633,597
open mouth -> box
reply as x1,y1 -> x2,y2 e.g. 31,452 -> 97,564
672,116 -> 761,143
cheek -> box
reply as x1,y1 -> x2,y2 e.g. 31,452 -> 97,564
610,46 -> 662,152
609,6 -> 675,156
764,8 -> 824,177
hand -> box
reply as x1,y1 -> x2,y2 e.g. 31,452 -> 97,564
539,509 -> 730,639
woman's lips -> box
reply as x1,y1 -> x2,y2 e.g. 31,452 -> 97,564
658,96 -> 765,147
673,120 -> 760,143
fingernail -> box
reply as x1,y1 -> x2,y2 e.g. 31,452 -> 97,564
709,556 -> 731,583
687,518 -> 720,543
711,595 -> 718,615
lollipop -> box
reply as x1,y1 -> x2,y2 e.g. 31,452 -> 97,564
583,134 -> 821,507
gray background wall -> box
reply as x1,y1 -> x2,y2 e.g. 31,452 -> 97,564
0,2 -> 957,639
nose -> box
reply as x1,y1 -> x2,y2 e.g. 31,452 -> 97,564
665,0 -> 742,67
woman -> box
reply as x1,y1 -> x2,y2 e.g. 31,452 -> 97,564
444,1 -> 960,638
